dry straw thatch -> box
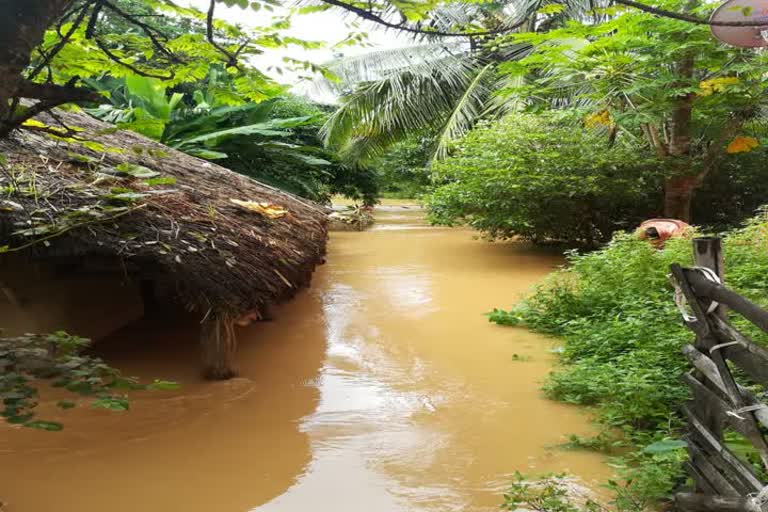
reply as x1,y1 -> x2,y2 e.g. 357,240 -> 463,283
0,107 -> 328,378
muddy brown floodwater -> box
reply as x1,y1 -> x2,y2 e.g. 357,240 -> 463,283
0,205 -> 611,512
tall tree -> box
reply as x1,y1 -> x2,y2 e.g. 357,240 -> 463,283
500,0 -> 768,221
0,0 -> 281,137
0,0 -> 553,142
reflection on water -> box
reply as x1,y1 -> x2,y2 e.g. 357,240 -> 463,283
0,204 -> 610,512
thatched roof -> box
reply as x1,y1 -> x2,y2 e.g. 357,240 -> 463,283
0,107 -> 328,321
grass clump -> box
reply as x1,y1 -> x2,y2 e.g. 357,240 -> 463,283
491,214 -> 768,508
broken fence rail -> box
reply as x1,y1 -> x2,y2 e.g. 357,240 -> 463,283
673,237 -> 768,512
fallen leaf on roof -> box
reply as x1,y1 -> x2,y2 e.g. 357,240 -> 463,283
229,199 -> 288,219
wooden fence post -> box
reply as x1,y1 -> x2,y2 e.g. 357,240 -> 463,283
693,237 -> 726,320
690,237 -> 727,485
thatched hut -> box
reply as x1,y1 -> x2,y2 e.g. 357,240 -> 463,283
0,108 -> 327,379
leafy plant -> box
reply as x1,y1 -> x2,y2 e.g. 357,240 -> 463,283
86,75 -> 379,204
502,472 -> 597,512
492,212 -> 768,505
370,135 -> 434,199
0,331 -> 177,431
497,0 -> 768,222
317,0 -> 631,164
427,113 -> 664,246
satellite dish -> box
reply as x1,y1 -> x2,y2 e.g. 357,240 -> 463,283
711,0 -> 768,47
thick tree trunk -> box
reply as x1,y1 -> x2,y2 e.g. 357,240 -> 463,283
0,0 -> 74,130
664,175 -> 698,221
664,52 -> 696,222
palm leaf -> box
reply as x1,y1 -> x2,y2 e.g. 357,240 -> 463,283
433,62 -> 497,161
175,117 -> 311,146
321,53 -> 483,162
314,42 -> 467,97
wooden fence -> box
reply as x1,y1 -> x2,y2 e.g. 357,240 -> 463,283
672,237 -> 768,512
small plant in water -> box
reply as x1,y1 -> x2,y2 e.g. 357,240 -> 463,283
502,472 -> 602,512
0,331 -> 178,430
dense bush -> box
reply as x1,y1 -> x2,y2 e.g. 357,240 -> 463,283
693,148 -> 768,230
426,113 -> 768,246
491,213 -> 768,505
219,96 -> 379,205
371,136 -> 434,199
427,114 -> 664,246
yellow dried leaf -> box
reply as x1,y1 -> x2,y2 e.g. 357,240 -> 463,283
229,199 -> 288,219
698,76 -> 740,96
584,110 -> 611,128
726,136 -> 759,154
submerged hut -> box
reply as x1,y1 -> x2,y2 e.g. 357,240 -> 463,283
0,108 -> 327,379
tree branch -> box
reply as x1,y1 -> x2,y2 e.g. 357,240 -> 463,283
92,37 -> 174,79
206,0 -> 241,69
0,79 -> 100,137
28,2 -> 94,81
697,115 -> 745,183
17,80 -> 100,104
614,0 -> 768,26
101,0 -> 183,64
85,0 -> 106,39
317,0 -> 529,38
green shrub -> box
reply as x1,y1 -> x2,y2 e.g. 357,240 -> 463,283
371,136 -> 434,199
427,114 -> 664,246
492,213 -> 768,505
693,150 -> 768,230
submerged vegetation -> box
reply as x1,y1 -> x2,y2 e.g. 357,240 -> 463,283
0,331 -> 177,431
491,213 -> 768,507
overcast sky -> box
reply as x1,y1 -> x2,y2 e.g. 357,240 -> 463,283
184,1 -> 414,99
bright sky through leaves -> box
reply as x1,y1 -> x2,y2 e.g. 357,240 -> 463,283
185,0 -> 414,100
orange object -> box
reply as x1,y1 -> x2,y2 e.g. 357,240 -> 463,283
637,218 -> 692,247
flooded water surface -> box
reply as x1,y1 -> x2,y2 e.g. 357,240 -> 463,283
0,205 -> 610,511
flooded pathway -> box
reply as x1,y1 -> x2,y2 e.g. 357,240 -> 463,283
0,205 -> 610,511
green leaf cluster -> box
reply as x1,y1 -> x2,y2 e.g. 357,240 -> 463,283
492,211 -> 768,504
0,331 -> 178,431
427,113 -> 664,245
87,74 -> 378,204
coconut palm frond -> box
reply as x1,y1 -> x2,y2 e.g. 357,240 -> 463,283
486,72 -> 527,117
426,2 -> 486,30
321,54 -> 483,162
433,62 -> 497,160
319,42 -> 468,93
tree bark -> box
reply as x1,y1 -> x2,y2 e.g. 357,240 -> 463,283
663,50 -> 696,222
0,0 -> 75,131
664,175 -> 699,221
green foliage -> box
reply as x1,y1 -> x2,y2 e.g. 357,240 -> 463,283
492,214 -> 768,504
319,10 -> 538,164
371,135 -> 434,199
427,113 -> 663,245
494,233 -> 694,429
495,0 -> 768,221
500,1 -> 768,125
87,75 -> 378,204
37,1 -> 280,100
502,454 -> 687,511
0,331 -> 178,431
502,473 -> 597,512
692,143 -> 768,229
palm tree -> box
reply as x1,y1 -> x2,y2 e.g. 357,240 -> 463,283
317,0 -> 590,163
